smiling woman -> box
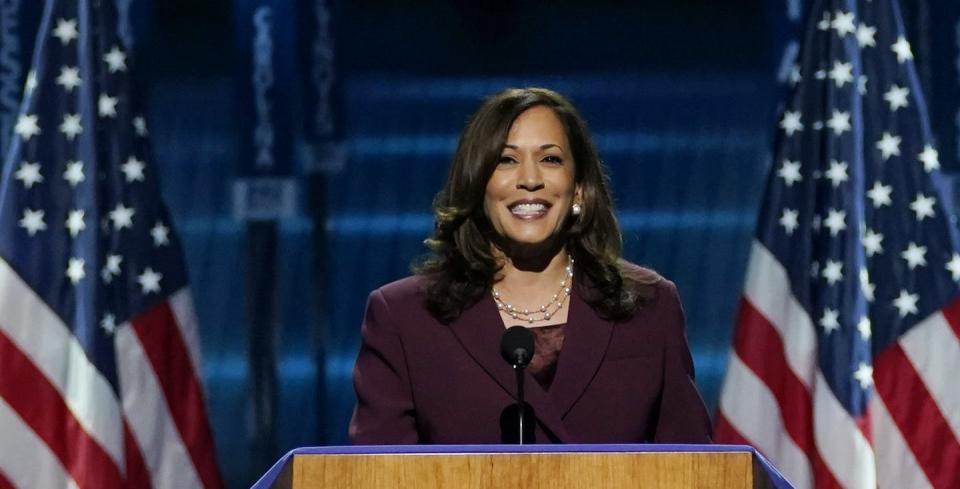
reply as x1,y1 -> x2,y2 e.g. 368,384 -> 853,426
485,107 -> 578,246
348,88 -> 712,444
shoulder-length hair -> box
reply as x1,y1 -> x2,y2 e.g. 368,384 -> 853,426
415,87 -> 659,323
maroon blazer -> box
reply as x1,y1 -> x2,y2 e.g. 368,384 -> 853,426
348,274 -> 712,444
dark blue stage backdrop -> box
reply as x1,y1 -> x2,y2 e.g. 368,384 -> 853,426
2,1 -> 960,488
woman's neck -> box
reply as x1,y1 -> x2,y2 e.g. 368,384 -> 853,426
494,246 -> 572,308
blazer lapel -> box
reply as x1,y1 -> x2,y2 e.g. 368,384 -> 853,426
548,289 -> 615,418
446,295 -> 574,442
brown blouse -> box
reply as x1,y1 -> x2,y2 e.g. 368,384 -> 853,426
527,323 -> 566,391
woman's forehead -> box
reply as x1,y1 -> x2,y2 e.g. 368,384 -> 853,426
504,106 -> 569,148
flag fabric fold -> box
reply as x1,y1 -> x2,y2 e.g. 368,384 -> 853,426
0,1 -> 223,488
715,1 -> 960,488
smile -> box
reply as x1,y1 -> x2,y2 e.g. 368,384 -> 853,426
508,199 -> 551,219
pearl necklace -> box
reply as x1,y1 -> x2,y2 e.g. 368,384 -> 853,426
492,258 -> 574,323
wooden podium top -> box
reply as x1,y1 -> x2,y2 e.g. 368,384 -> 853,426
251,444 -> 792,489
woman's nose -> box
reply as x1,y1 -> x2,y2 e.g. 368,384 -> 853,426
515,159 -> 544,191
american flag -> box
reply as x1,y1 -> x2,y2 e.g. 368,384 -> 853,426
715,1 -> 960,488
0,1 -> 223,488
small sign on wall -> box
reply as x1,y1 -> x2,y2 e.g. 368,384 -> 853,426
232,177 -> 299,221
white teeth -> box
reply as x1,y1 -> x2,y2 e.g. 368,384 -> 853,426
511,203 -> 547,215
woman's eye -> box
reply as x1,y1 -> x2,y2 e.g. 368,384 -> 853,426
543,155 -> 563,164
498,156 -> 516,164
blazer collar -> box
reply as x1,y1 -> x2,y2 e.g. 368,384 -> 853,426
446,287 -> 614,442
548,287 -> 614,417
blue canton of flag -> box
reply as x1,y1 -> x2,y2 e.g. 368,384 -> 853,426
717,1 -> 960,488
1,0 -> 186,392
0,1 -> 222,488
765,0 -> 958,423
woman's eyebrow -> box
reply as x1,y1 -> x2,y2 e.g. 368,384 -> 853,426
501,143 -> 564,152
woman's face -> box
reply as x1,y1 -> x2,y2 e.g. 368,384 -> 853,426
484,106 -> 581,247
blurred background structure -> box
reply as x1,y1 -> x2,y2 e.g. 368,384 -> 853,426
2,0 -> 959,487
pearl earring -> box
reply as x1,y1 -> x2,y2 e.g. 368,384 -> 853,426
572,203 -> 582,216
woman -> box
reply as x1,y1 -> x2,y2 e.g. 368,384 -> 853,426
349,88 -> 711,444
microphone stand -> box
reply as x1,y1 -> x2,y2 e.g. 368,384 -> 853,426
514,361 -> 527,445
500,326 -> 535,444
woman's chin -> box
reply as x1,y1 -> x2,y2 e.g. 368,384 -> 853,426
497,230 -> 565,252
501,231 -> 553,246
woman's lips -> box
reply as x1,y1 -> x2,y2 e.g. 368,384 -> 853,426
508,200 -> 551,219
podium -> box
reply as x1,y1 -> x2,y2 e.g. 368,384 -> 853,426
251,445 -> 792,489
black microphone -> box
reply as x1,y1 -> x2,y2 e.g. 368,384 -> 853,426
500,325 -> 534,367
500,326 -> 536,444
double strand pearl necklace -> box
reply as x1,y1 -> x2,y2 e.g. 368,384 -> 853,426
492,258 -> 574,323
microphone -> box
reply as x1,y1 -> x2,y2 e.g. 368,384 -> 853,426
500,325 -> 534,367
500,326 -> 536,444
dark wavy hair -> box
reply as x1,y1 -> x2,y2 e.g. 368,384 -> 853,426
415,87 -> 660,323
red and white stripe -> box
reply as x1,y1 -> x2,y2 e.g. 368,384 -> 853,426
716,241 -> 960,489
0,259 -> 222,489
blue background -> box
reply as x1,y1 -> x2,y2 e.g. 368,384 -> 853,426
2,1 -> 960,487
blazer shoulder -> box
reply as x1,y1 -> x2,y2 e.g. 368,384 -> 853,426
617,260 -> 673,304
638,275 -> 688,346
647,276 -> 682,314
653,276 -> 679,301
614,260 -> 683,321
373,274 -> 430,305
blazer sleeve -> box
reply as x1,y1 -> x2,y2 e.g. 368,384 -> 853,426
653,281 -> 713,443
348,288 -> 419,444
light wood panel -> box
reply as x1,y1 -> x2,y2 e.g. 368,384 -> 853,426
272,451 -> 774,489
